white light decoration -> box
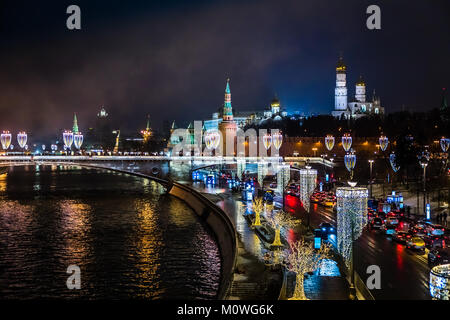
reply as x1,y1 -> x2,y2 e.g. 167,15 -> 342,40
276,163 -> 290,194
236,158 -> 246,180
204,130 -> 220,150
390,152 -> 400,172
263,133 -> 272,150
63,130 -> 74,149
430,264 -> 450,300
325,135 -> 335,151
1,131 -> 12,150
74,132 -> 84,149
341,134 -> 352,152
299,167 -> 317,213
42,145 -> 46,151
51,144 -> 57,152
257,160 -> 268,187
379,135 -> 389,152
17,132 -> 28,149
441,137 -> 450,153
336,186 -> 368,267
344,152 -> 356,172
272,131 -> 283,150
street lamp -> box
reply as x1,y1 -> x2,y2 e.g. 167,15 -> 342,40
368,160 -> 374,199
419,160 -> 428,219
312,147 -> 318,157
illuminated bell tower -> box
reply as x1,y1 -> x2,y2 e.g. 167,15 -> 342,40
355,76 -> 366,103
218,78 -> 237,156
335,56 -> 348,111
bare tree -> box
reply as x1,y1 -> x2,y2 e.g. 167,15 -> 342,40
283,239 -> 331,300
250,197 -> 264,227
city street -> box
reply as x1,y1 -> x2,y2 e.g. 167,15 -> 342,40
294,199 -> 432,300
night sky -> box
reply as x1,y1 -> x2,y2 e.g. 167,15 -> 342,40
0,0 -> 448,137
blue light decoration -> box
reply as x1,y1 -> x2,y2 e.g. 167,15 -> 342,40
430,264 -> 450,300
325,174 -> 329,182
426,203 -> 431,220
344,152 -> 356,172
440,137 -> 450,153
379,135 -> 389,152
314,229 -> 322,249
389,152 -> 400,172
319,182 -> 323,192
341,134 -> 352,152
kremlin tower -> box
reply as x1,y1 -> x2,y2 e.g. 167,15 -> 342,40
218,79 -> 237,156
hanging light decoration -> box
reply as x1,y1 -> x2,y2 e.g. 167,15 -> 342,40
1,131 -> 12,150
390,152 -> 400,172
51,144 -> 57,152
263,133 -> 272,150
344,152 -> 356,172
379,135 -> 389,152
336,186 -> 368,267
74,132 -> 84,149
17,132 -> 27,149
42,145 -> 46,151
272,131 -> 283,150
440,137 -> 450,153
341,133 -> 352,152
204,132 -> 212,150
63,130 -> 74,149
204,130 -> 220,151
325,135 -> 335,151
299,167 -> 317,213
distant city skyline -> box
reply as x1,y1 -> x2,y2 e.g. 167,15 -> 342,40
0,0 -> 448,137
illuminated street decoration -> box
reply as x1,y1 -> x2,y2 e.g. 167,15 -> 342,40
63,130 -> 74,149
257,160 -> 268,186
430,264 -> 450,300
1,131 -> 12,150
74,132 -> 84,149
336,186 -> 368,267
17,131 -> 28,149
263,133 -> 272,150
390,152 -> 400,172
379,135 -> 389,152
344,151 -> 356,180
272,131 -> 283,150
204,130 -> 220,150
276,163 -> 290,194
51,144 -> 57,152
299,167 -> 317,213
341,134 -> 352,152
325,135 -> 335,151
441,137 -> 450,153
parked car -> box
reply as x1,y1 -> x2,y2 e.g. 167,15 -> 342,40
428,247 -> 450,267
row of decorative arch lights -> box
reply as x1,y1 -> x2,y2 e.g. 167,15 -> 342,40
0,130 -> 84,152
203,130 -> 284,151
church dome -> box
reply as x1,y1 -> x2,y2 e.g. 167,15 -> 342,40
336,56 -> 346,72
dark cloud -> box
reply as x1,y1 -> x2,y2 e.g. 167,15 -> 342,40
0,0 -> 448,138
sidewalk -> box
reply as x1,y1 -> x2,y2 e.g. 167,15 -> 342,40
194,184 -> 349,300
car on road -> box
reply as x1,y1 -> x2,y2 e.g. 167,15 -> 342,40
319,222 -> 335,239
406,236 -> 426,252
263,190 -> 274,203
393,231 -> 411,243
424,223 -> 446,236
384,224 -> 397,235
428,247 -> 450,267
370,217 -> 383,230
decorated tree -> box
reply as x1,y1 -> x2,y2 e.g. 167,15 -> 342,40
284,239 -> 331,300
251,197 -> 264,227
265,209 -> 298,247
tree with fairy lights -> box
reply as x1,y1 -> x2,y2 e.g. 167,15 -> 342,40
250,197 -> 264,227
283,239 -> 331,300
265,209 -> 298,247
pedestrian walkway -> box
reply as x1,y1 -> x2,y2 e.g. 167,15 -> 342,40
192,183 -> 350,300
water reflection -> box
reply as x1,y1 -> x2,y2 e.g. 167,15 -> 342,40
0,165 -> 220,299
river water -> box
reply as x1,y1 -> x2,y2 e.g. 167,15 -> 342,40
0,165 -> 221,299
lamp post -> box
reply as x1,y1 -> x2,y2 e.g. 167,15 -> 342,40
420,161 -> 428,218
368,160 -> 374,199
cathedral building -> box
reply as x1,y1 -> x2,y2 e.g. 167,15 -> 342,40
331,56 -> 384,119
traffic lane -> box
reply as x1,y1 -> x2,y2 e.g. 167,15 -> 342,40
354,230 -> 431,300
305,204 -> 432,300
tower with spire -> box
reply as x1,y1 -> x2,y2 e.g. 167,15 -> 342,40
334,55 -> 348,112
218,78 -> 237,155
140,114 -> 152,143
73,113 -> 79,134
